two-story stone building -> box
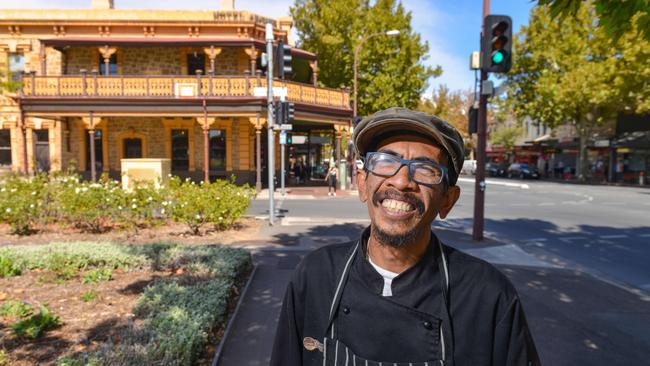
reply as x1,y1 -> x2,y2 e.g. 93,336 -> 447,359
0,0 -> 352,189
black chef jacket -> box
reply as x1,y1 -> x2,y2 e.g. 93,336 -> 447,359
271,227 -> 541,366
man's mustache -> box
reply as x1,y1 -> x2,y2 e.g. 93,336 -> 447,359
372,189 -> 425,215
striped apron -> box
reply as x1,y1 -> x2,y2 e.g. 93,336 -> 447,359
321,240 -> 455,366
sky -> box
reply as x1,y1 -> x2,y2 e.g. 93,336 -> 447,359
0,0 -> 536,97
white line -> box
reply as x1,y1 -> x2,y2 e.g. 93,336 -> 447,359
538,202 -> 556,206
457,177 -> 530,189
526,238 -> 548,242
640,234 -> 650,238
601,235 -> 628,239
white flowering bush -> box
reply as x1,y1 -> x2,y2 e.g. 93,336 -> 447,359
165,176 -> 255,235
0,173 -> 254,235
0,174 -> 47,234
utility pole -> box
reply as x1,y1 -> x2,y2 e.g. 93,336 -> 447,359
473,0 -> 490,241
265,22 -> 276,226
279,98 -> 286,196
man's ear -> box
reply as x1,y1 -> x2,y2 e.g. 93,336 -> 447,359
357,169 -> 368,203
438,185 -> 460,219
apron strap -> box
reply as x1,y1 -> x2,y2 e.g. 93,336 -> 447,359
326,240 -> 360,338
436,240 -> 455,366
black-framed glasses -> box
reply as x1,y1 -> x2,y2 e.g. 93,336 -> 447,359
364,152 -> 448,186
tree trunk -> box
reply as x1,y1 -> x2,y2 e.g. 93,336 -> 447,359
576,117 -> 591,182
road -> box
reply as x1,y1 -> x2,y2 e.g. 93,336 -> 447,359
250,178 -> 650,292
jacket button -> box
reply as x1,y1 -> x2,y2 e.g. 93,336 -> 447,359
422,321 -> 433,330
343,306 -> 350,314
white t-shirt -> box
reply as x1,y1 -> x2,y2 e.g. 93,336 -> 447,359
368,256 -> 400,297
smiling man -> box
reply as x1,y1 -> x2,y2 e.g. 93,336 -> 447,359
271,108 -> 540,366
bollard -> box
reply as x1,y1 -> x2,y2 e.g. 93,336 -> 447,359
640,172 -> 645,186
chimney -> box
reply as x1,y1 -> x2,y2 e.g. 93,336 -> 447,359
220,0 -> 235,10
92,0 -> 114,9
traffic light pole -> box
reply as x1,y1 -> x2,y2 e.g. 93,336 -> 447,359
472,0 -> 490,241
280,97 -> 286,196
265,23 -> 275,226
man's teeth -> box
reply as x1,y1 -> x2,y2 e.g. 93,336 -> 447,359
381,199 -> 414,213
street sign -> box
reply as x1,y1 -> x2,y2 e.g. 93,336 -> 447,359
275,124 -> 293,131
253,87 -> 267,97
280,131 -> 287,144
273,87 -> 288,97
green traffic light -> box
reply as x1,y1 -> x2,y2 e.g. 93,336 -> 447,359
492,51 -> 505,64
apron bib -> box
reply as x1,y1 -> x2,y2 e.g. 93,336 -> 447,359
320,240 -> 455,366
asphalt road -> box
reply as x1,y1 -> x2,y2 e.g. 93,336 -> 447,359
250,178 -> 650,292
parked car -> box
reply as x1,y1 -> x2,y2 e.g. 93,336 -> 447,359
486,162 -> 507,177
507,163 -> 540,179
461,160 -> 477,175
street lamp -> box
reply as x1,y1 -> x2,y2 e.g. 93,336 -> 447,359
351,29 -> 400,190
353,29 -> 400,117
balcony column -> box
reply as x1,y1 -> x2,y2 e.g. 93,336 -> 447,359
203,46 -> 222,74
309,60 -> 319,86
82,113 -> 97,181
99,46 -> 117,75
244,46 -> 258,75
249,115 -> 264,192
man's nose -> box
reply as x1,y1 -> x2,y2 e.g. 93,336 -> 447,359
386,164 -> 417,190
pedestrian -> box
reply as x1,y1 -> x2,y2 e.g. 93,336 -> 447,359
294,158 -> 304,185
325,161 -> 339,196
270,107 -> 540,366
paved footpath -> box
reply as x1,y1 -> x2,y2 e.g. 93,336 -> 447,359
217,224 -> 650,366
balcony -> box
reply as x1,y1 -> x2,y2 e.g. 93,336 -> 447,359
20,74 -> 350,111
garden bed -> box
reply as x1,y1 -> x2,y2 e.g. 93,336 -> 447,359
0,242 -> 252,366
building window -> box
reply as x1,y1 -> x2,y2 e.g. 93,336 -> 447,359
9,53 -> 25,82
0,130 -> 11,167
171,129 -> 189,170
187,52 -> 205,75
86,130 -> 103,171
34,130 -> 50,172
209,129 -> 226,170
99,54 -> 118,75
124,138 -> 143,159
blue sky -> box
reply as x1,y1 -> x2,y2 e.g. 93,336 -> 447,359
0,0 -> 535,96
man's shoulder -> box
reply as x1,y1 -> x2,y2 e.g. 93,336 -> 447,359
443,243 -> 519,299
291,241 -> 358,285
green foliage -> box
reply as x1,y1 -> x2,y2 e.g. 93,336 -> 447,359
0,349 -> 8,366
0,174 -> 47,234
0,255 -> 21,277
537,0 -> 650,42
291,0 -> 441,116
489,125 -> 524,151
0,172 -> 253,236
0,300 -> 33,318
80,290 -> 98,302
505,2 -> 650,179
57,244 -> 251,366
82,268 -> 113,284
11,305 -> 61,339
166,176 -> 254,235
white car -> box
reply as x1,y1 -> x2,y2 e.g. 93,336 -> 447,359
461,160 -> 477,175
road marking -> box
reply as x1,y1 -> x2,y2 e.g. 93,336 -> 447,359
526,238 -> 548,242
457,178 -> 530,189
538,202 -> 556,206
559,236 -> 587,243
280,217 -> 370,226
601,234 -> 627,239
640,234 -> 650,238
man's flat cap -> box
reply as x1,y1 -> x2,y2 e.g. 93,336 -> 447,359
353,107 -> 465,186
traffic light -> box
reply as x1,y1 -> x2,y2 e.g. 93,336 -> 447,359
287,133 -> 293,145
274,100 -> 284,125
276,40 -> 293,79
286,102 -> 295,121
481,15 -> 512,73
468,106 -> 478,134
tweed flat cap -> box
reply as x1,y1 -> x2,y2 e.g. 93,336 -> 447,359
353,107 -> 465,186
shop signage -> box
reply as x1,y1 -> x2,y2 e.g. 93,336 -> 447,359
594,140 -> 610,147
616,148 -> 631,153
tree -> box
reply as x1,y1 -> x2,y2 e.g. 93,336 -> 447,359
291,0 -> 441,116
537,0 -> 650,42
489,125 -> 523,152
505,3 -> 648,180
418,85 -> 474,150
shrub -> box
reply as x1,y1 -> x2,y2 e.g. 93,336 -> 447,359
82,268 -> 112,284
0,174 -> 47,234
12,305 -> 61,339
80,290 -> 98,302
0,349 -> 9,366
0,300 -> 33,318
166,176 -> 254,234
0,255 -> 21,277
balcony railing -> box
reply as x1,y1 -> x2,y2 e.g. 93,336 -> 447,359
20,73 -> 350,110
